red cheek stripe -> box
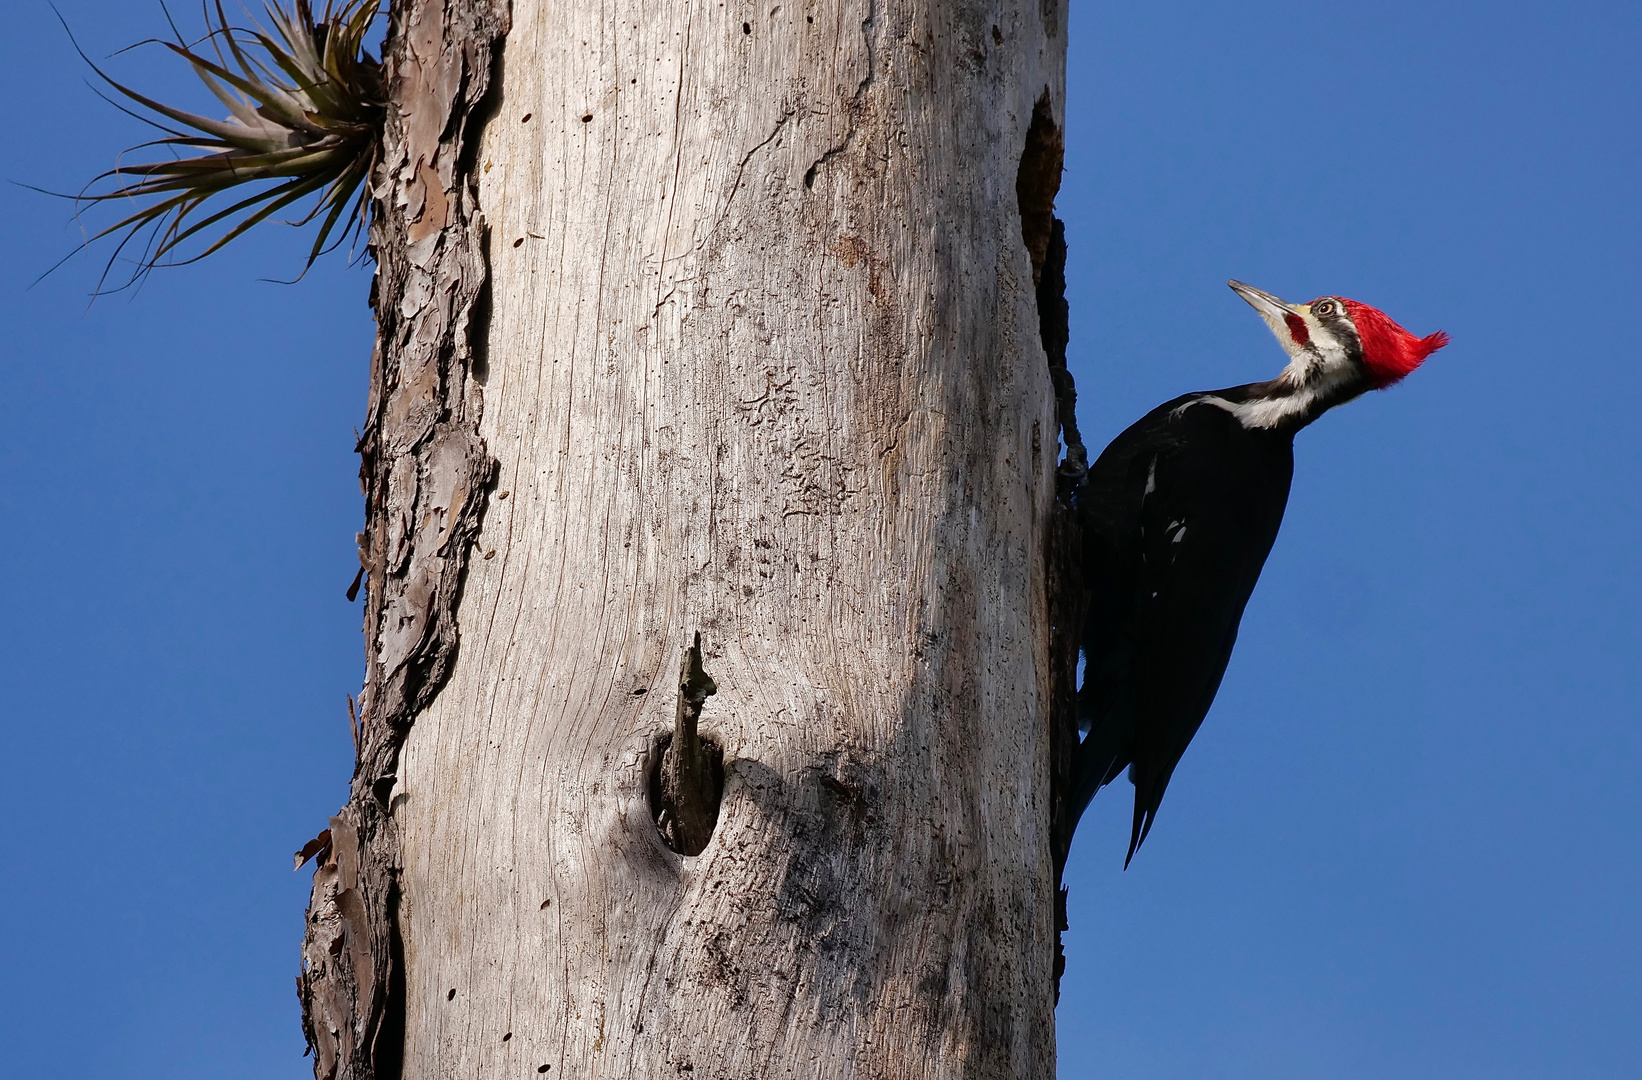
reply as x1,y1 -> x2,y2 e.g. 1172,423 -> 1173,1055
1283,312 -> 1311,346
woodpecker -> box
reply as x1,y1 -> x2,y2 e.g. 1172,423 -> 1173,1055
1073,280 -> 1448,866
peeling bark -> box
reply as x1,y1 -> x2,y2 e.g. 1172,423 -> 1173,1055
299,3 -> 510,1079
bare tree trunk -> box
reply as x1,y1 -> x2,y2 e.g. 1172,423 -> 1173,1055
301,2 -> 1075,1077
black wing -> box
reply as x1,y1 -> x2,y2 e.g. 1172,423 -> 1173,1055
1075,398 -> 1293,865
1071,396 -> 1200,826
1124,404 -> 1292,863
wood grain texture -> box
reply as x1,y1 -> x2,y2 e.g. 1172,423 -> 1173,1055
394,1 -> 1068,1076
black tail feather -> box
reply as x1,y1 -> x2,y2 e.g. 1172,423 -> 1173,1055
1124,802 -> 1160,870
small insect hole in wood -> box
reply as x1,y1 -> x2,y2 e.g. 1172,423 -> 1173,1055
446,988 -> 456,1001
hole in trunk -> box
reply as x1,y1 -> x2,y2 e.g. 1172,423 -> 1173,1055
649,633 -> 725,855
1016,91 -> 1064,287
649,731 -> 726,856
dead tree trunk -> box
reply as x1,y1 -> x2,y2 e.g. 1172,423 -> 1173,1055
300,2 -> 1079,1077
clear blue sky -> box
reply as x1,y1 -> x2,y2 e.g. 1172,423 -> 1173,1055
1,2 -> 1636,1078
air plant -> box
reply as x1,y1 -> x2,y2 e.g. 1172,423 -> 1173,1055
66,0 -> 384,292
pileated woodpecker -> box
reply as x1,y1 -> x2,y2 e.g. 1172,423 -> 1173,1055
1073,280 -> 1448,866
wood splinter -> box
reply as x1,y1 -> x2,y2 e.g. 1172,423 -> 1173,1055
654,632 -> 723,855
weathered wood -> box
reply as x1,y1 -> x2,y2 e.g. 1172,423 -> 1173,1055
390,1 -> 1069,1076
306,0 -> 1077,1076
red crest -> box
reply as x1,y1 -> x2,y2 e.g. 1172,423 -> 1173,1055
1340,299 -> 1449,387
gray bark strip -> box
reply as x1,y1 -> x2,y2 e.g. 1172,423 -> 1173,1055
299,3 -> 511,1079
389,2 -> 1069,1077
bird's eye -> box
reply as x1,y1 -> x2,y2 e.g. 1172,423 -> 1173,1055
1313,299 -> 1339,317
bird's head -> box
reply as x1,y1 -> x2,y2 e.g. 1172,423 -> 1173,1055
1229,280 -> 1449,392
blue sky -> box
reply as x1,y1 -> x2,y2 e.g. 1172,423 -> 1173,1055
1,2 -> 1637,1078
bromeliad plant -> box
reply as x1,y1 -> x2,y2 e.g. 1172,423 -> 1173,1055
70,0 -> 384,291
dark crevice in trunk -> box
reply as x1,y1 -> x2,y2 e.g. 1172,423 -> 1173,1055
1018,91 -> 1087,1005
1016,92 -> 1064,287
456,39 -> 509,180
1041,221 -> 1087,1005
1040,220 -> 1085,480
469,222 -> 495,385
372,881 -> 407,1080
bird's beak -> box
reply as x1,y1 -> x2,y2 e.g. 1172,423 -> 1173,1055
1228,280 -> 1309,351
1229,279 -> 1305,320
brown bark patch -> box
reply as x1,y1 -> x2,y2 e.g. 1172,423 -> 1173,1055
298,3 -> 511,1079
